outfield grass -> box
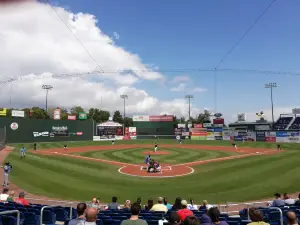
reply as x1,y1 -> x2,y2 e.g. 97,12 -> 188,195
6,140 -> 300,204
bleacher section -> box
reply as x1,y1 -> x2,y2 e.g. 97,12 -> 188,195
273,117 -> 293,130
289,117 -> 300,130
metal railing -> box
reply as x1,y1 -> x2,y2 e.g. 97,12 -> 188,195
0,210 -> 20,225
247,207 -> 283,225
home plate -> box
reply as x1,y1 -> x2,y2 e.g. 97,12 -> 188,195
256,152 -> 259,154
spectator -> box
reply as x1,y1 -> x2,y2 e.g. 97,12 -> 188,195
182,216 -> 200,225
14,192 -> 29,206
69,203 -> 87,225
283,193 -> 295,205
105,196 -> 120,210
145,199 -> 154,211
199,214 -> 212,225
286,211 -> 298,225
271,193 -> 285,207
121,202 -> 148,225
89,197 -> 99,209
199,200 -> 213,211
163,197 -> 172,210
177,200 -> 194,221
124,200 -> 131,209
0,188 -> 9,202
6,190 -> 15,202
207,207 -> 229,225
166,212 -> 181,225
187,199 -> 198,211
294,193 -> 300,206
136,197 -> 142,206
150,197 -> 168,213
85,208 -> 98,225
248,208 -> 269,225
172,197 -> 182,210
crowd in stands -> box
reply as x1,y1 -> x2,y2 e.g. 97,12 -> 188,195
289,117 -> 300,130
273,117 -> 293,130
0,189 -> 300,225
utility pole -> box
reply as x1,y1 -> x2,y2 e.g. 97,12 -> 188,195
264,83 -> 277,124
120,94 -> 128,135
185,95 -> 194,122
42,85 -> 53,113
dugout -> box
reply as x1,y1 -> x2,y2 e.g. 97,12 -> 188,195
0,117 -> 93,143
133,115 -> 174,139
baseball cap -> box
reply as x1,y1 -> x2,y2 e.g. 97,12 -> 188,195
19,192 -> 25,197
181,200 -> 188,206
158,197 -> 164,202
168,212 -> 180,224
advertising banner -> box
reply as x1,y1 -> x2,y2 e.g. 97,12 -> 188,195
266,136 -> 276,142
213,118 -> 224,124
174,128 -> 182,135
78,112 -> 87,120
276,131 -> 288,137
149,115 -> 173,122
266,131 -> 276,137
223,136 -> 231,141
214,136 -> 223,140
194,124 -> 203,128
214,132 -> 222,136
129,127 -> 136,132
207,128 -> 214,132
191,136 -> 201,140
256,131 -> 266,141
206,131 -> 214,140
189,128 -> 207,132
11,110 -> 25,118
133,115 -> 149,122
68,115 -> 76,120
187,124 -> 193,128
178,124 -> 185,128
191,131 -> 207,136
214,127 -> 223,132
199,136 -> 207,140
53,108 -> 61,120
182,132 -> 190,136
203,123 -> 212,128
276,137 -> 285,143
234,136 -> 243,141
287,136 -> 300,143
0,108 -> 7,116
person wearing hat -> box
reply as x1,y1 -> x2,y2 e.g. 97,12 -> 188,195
177,200 -> 194,221
15,191 -> 29,206
0,188 -> 9,202
150,197 -> 168,213
270,193 -> 285,207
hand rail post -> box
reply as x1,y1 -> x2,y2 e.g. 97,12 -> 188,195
0,210 -> 20,225
40,205 -> 54,225
269,207 -> 283,225
70,203 -> 73,219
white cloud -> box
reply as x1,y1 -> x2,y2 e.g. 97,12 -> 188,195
0,1 -> 200,118
170,83 -> 186,92
113,32 -> 120,40
171,75 -> 190,83
192,87 -> 207,93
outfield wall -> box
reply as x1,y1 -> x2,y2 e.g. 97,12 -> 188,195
0,118 -> 93,143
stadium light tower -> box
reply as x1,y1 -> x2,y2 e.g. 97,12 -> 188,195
185,95 -> 194,122
120,94 -> 128,135
42,85 -> 53,113
264,83 -> 277,124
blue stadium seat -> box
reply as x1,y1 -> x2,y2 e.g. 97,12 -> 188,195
227,221 -> 240,225
23,212 -> 40,225
111,216 -> 127,221
146,220 -> 159,225
240,220 -> 252,225
27,208 -> 40,215
97,219 -> 104,225
42,210 -> 56,224
112,219 -> 122,225
1,215 -> 17,225
54,207 -> 68,221
103,218 -> 114,225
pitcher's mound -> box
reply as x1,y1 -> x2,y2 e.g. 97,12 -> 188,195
142,151 -> 170,155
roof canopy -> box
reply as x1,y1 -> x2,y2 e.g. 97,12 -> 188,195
97,121 -> 122,127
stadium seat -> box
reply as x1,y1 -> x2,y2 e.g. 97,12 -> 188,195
23,212 -> 40,225
54,207 -> 68,221
103,218 -> 114,225
97,219 -> 104,225
1,215 -> 17,225
42,210 -> 56,224
112,219 -> 122,225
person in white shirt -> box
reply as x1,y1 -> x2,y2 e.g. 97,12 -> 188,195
0,188 -> 9,202
284,193 -> 295,205
187,199 -> 198,210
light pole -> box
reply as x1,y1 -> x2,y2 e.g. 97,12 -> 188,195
42,85 -> 53,113
120,94 -> 128,135
265,83 -> 277,124
185,95 -> 194,122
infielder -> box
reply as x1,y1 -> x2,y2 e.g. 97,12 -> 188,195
112,140 -> 115,145
64,144 -> 67,150
2,162 -> 12,187
20,147 -> 26,159
232,142 -> 238,151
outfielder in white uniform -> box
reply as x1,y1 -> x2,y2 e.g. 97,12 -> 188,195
2,162 -> 12,187
154,143 -> 158,152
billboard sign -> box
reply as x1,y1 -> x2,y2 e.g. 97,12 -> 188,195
276,131 -> 288,137
133,115 -> 150,122
178,124 -> 185,128
11,110 -> 25,118
256,131 -> 266,141
78,112 -> 87,120
202,123 -> 212,128
53,108 -> 61,120
237,113 -> 246,122
149,115 -> 173,122
194,124 -> 203,128
68,115 -> 76,120
182,132 -> 190,136
215,136 -> 223,140
33,131 -> 50,137
234,136 -> 243,141
214,127 -> 223,132
0,108 -> 7,116
129,127 -> 136,132
266,136 -> 276,142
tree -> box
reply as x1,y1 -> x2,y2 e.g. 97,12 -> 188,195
123,117 -> 133,127
71,106 -> 85,115
88,108 -> 111,123
196,110 -> 212,124
113,110 -> 123,124
31,107 -> 48,119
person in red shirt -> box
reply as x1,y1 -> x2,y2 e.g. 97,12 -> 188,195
177,200 -> 194,221
15,192 -> 30,206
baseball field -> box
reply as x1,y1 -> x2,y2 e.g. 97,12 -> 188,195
5,140 -> 300,204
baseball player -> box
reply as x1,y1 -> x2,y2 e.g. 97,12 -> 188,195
64,144 -> 67,150
20,146 -> 26,159
154,143 -> 158,153
232,142 -> 238,151
1,162 -> 12,187
112,140 -> 115,145
277,144 -> 281,151
144,155 -> 151,170
33,143 -> 37,151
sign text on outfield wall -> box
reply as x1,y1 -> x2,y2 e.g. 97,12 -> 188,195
11,110 -> 25,118
149,115 -> 173,122
133,115 -> 150,122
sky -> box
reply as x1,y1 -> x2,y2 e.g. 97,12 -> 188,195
0,0 -> 299,123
